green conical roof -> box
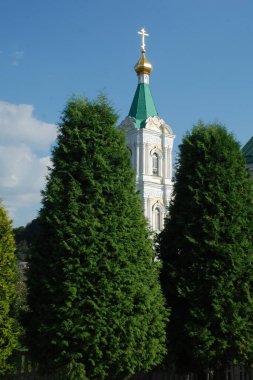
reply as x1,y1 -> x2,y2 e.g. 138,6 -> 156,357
128,83 -> 158,128
242,136 -> 253,164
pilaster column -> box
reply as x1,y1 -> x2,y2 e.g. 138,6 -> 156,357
132,143 -> 135,168
161,209 -> 165,230
163,184 -> 168,207
168,147 -> 172,179
136,143 -> 140,174
145,143 -> 149,174
140,143 -> 145,175
164,146 -> 168,180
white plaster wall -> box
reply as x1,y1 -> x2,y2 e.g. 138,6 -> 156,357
120,115 -> 175,231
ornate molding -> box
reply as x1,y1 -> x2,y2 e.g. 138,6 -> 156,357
145,116 -> 174,135
142,135 -> 161,144
152,201 -> 166,213
143,189 -> 163,198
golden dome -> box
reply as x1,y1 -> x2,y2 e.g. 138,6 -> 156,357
134,51 -> 153,75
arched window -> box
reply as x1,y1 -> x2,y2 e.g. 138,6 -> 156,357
154,207 -> 161,231
152,153 -> 159,176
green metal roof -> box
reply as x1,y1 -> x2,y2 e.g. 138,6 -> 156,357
128,83 -> 158,128
242,137 -> 253,164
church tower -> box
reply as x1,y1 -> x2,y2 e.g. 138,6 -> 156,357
120,29 -> 175,232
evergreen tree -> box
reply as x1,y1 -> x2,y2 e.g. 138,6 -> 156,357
26,96 -> 167,379
13,218 -> 41,261
158,122 -> 253,379
0,203 -> 18,375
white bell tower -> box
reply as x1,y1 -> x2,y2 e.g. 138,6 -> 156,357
120,28 -> 175,232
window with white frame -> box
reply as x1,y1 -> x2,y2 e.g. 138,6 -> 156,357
154,207 -> 161,231
152,153 -> 159,176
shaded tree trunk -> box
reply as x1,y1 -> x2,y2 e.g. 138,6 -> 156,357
213,366 -> 226,380
195,370 -> 206,380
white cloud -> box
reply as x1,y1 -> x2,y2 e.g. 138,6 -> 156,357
0,102 -> 57,226
0,102 -> 56,151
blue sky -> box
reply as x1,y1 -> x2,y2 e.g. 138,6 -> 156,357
1,0 -> 253,226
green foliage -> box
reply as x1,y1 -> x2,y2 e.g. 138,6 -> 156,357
13,218 -> 41,261
14,219 -> 41,245
13,219 -> 39,349
0,203 -> 19,375
12,263 -> 29,352
158,122 -> 253,374
52,361 -> 87,380
26,96 -> 167,379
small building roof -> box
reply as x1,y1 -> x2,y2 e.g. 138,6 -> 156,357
128,83 -> 158,128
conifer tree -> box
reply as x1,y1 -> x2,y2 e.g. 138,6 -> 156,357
26,96 -> 167,379
0,203 -> 18,375
158,122 -> 253,380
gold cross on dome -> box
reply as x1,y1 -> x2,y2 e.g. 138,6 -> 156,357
138,28 -> 149,52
